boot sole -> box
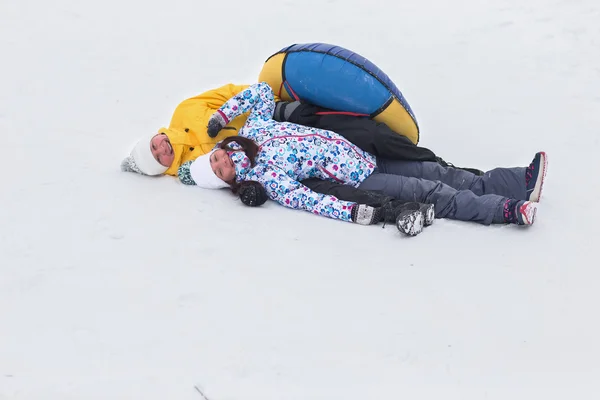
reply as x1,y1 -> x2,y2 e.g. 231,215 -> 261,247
396,211 -> 424,236
528,152 -> 547,202
420,204 -> 435,226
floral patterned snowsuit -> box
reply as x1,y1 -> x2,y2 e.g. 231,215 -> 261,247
218,82 -> 378,222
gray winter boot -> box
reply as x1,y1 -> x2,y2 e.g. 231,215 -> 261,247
395,209 -> 425,236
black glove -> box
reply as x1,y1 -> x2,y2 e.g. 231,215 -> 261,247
351,204 -> 382,225
238,181 -> 269,207
207,112 -> 228,138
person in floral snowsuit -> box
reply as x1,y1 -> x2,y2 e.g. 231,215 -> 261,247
179,82 -> 547,228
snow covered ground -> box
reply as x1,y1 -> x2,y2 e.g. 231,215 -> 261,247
1,0 -> 599,399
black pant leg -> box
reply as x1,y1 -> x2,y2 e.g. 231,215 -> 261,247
300,178 -> 392,206
287,104 -> 438,162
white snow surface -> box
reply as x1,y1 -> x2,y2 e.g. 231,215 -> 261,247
1,0 -> 600,399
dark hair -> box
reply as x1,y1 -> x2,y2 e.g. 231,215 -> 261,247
217,136 -> 260,194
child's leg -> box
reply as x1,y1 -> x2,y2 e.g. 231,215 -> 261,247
376,158 -> 527,200
300,178 -> 393,206
358,172 -> 535,225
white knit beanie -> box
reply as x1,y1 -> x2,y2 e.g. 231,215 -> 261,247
189,150 -> 230,189
120,133 -> 169,176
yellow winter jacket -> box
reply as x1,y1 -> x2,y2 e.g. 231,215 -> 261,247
162,83 -> 252,176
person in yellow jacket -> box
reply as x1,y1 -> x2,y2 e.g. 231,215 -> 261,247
119,82 -> 485,180
121,83 -> 273,176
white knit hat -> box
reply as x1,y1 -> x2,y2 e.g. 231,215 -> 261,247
120,133 -> 169,176
189,150 -> 230,189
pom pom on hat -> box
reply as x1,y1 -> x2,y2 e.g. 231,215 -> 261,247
121,133 -> 169,176
189,150 -> 230,189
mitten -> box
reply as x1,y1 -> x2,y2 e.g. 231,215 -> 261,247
351,204 -> 382,225
207,111 -> 228,138
239,181 -> 269,207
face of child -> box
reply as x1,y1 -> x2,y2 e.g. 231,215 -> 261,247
210,149 -> 235,182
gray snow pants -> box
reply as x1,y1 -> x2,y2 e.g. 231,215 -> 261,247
357,158 -> 527,225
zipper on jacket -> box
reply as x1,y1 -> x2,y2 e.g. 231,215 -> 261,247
317,165 -> 343,183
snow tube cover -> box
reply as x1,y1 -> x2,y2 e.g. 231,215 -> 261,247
258,43 -> 420,144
